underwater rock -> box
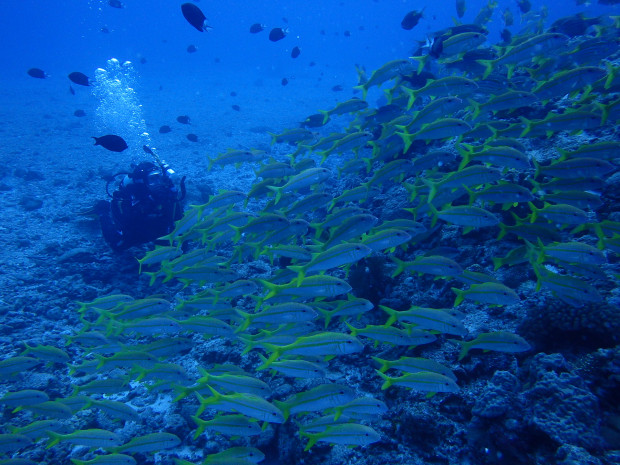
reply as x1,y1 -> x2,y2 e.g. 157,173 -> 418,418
524,353 -> 603,449
556,445 -> 602,465
472,370 -> 520,419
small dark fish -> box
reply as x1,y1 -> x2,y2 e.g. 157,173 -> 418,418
269,27 -> 287,42
92,135 -> 128,152
400,70 -> 435,88
320,29 -> 326,35
250,23 -> 265,33
230,91 -> 237,96
74,109 -> 86,117
187,134 -> 198,142
68,71 -> 90,86
159,125 -> 172,133
139,57 -> 147,64
291,46 -> 301,59
231,105 -> 241,111
177,115 -> 191,125
181,2 -> 212,32
214,57 -> 221,63
143,145 -> 154,155
281,78 -> 289,86
401,9 -> 424,30
430,36 -> 444,58
27,68 -> 47,79
344,30 -> 351,37
500,28 -> 512,43
309,61 -> 316,67
187,44 -> 198,53
332,85 -> 344,92
69,85 -> 75,95
516,0 -> 531,13
100,26 -> 110,33
300,113 -> 327,128
599,0 -> 620,4
456,0 -> 466,18
108,0 -> 123,8
282,17 -> 289,24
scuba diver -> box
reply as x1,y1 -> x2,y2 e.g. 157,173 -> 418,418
95,147 -> 186,251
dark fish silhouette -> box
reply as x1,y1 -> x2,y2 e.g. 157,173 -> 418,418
187,45 -> 198,53
100,26 -> 110,33
269,27 -> 287,42
516,0 -> 531,13
108,0 -> 123,8
430,36 -> 444,58
281,78 -> 289,86
27,68 -> 47,79
74,110 -> 86,117
250,23 -> 265,33
291,46 -> 301,59
332,85 -> 344,92
177,115 -> 191,125
500,28 -> 512,44
344,30 -> 351,37
187,134 -> 198,142
159,125 -> 172,133
68,72 -> 90,86
143,145 -> 154,155
300,113 -> 328,128
181,3 -> 212,32
456,0 -> 466,18
401,9 -> 424,30
92,135 -> 128,152
232,105 -> 241,111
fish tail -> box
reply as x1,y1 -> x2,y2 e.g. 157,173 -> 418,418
46,431 -> 63,449
468,98 -> 481,120
519,117 -> 533,138
478,60 -> 494,79
448,338 -> 469,361
401,86 -> 417,110
257,346 -> 283,370
287,265 -> 306,287
375,369 -> 392,390
234,310 -> 251,333
371,356 -> 389,373
411,55 -> 429,74
428,202 -> 439,228
380,305 -> 398,325
531,264 -> 544,292
451,287 -> 465,306
258,279 -> 280,300
604,61 -> 616,90
318,110 -> 330,125
423,178 -> 438,203
301,431 -> 319,451
191,415 -> 207,439
266,185 -> 282,204
491,256 -> 504,271
353,84 -> 368,100
457,143 -> 473,171
527,202 -> 538,223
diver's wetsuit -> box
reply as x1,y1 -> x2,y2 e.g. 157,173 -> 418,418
97,162 -> 184,251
